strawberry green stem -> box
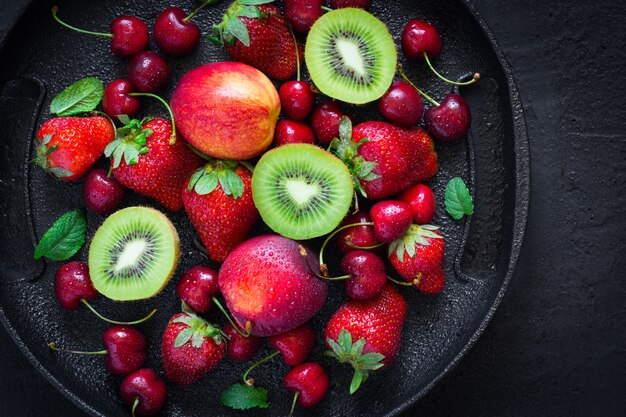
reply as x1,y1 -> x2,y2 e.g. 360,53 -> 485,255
289,391 -> 300,417
48,342 -> 107,355
51,6 -> 113,38
131,397 -> 139,417
289,27 -> 301,81
397,64 -> 440,107
242,350 -> 280,384
80,299 -> 157,325
423,52 -> 480,86
129,93 -> 177,145
211,296 -> 251,338
319,222 -> 374,268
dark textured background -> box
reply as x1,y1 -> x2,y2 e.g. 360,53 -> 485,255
1,0 -> 625,417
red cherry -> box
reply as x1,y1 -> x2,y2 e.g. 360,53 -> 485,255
177,266 -> 220,314
311,100 -> 348,147
284,362 -> 329,408
273,120 -> 316,147
127,51 -> 171,93
102,79 -> 141,120
424,94 -> 472,141
110,16 -> 150,57
279,81 -> 316,121
154,7 -> 201,56
398,183 -> 436,224
54,261 -> 97,310
378,80 -> 424,127
336,211 -> 382,254
103,326 -> 148,375
269,323 -> 316,366
223,323 -> 261,362
341,250 -> 387,300
330,0 -> 373,9
120,368 -> 167,416
83,168 -> 125,215
370,200 -> 413,243
401,19 -> 442,61
284,0 -> 324,33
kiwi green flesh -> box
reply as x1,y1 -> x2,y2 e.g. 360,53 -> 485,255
305,8 -> 397,105
252,144 -> 354,240
89,207 -> 179,301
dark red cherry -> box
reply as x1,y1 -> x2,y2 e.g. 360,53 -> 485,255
378,80 -> 424,127
224,323 -> 261,362
127,51 -> 171,93
154,7 -> 201,56
284,362 -> 330,408
177,266 -> 220,314
424,94 -> 472,141
336,211 -> 382,254
284,0 -> 324,33
120,368 -> 167,416
54,261 -> 97,310
279,81 -> 316,121
83,168 -> 125,215
102,79 -> 141,120
311,100 -> 347,147
398,183 -> 436,224
273,120 -> 316,147
110,16 -> 150,57
341,250 -> 387,300
330,0 -> 373,9
269,323 -> 316,366
370,200 -> 413,243
103,326 -> 148,375
401,19 -> 442,61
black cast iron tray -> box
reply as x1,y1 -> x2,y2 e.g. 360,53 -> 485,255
0,0 -> 529,416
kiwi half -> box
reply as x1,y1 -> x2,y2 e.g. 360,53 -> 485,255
252,144 -> 353,240
305,8 -> 397,105
88,206 -> 180,301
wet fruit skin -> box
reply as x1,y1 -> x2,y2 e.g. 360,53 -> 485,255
284,362 -> 330,408
273,119 -> 316,147
370,200 -> 414,243
223,323 -> 261,362
120,368 -> 167,416
218,235 -> 328,337
176,266 -> 220,314
279,80 -> 316,121
110,16 -> 150,57
401,19 -> 442,61
378,80 -> 424,127
54,261 -> 97,310
311,100 -> 347,147
154,7 -> 201,56
102,326 -> 148,375
127,51 -> 171,93
342,250 -> 388,300
398,183 -> 436,224
82,168 -> 125,215
336,211 -> 382,254
269,323 -> 316,366
102,79 -> 141,120
424,94 -> 472,141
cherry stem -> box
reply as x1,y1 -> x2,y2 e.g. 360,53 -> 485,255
80,299 -> 157,325
423,52 -> 480,86
289,391 -> 300,417
386,275 -> 414,286
131,397 -> 140,417
51,6 -> 113,38
397,64 -> 440,107
211,296 -> 251,338
289,27 -> 301,81
319,222 -> 375,268
128,93 -> 177,145
48,342 -> 107,356
184,1 -> 210,23
321,5 -> 333,12
319,274 -> 352,281
242,350 -> 280,384
346,241 -> 385,250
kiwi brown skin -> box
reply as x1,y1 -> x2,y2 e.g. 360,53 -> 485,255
88,206 -> 180,301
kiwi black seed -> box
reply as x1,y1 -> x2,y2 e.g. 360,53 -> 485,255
252,144 -> 354,240
88,206 -> 180,301
305,8 -> 397,104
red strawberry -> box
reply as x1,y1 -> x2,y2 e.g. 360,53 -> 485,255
210,2 -> 302,81
182,161 -> 259,263
35,116 -> 115,181
388,224 -> 445,294
330,117 -> 437,200
161,312 -> 225,385
105,117 -> 204,212
324,284 -> 406,393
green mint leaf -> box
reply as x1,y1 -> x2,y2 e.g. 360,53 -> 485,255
174,327 -> 195,348
238,0 -> 274,6
50,77 -> 103,116
34,209 -> 86,261
226,16 -> 250,46
221,384 -> 269,410
444,177 -> 474,220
